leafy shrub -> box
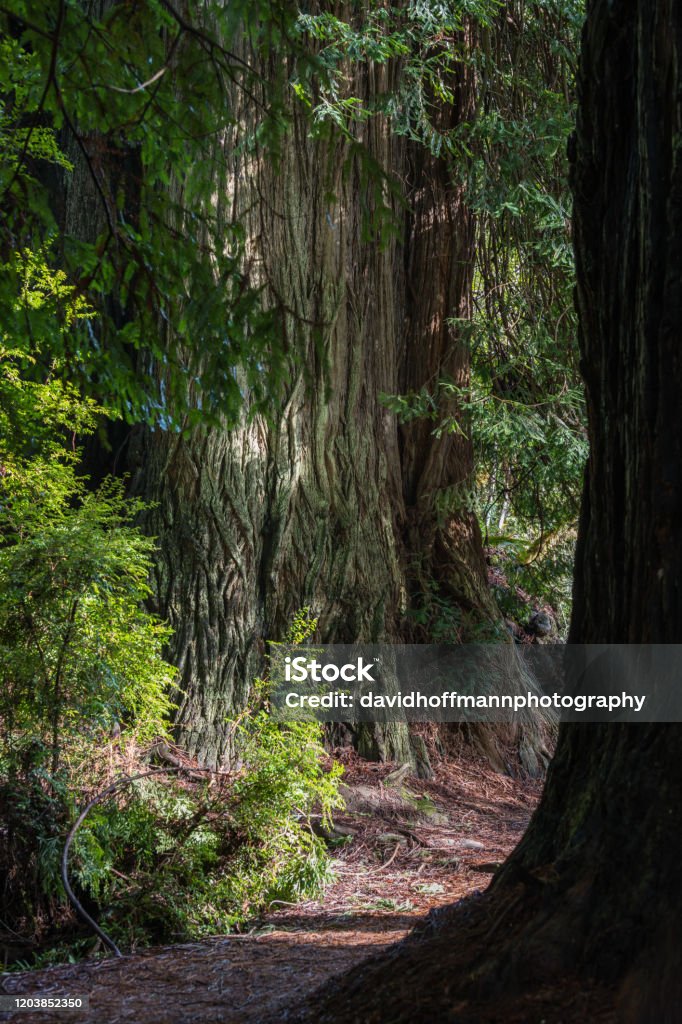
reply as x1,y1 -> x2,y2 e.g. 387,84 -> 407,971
60,611 -> 342,951
0,265 -> 341,963
0,469 -> 176,771
0,344 -> 178,950
1,584 -> 342,961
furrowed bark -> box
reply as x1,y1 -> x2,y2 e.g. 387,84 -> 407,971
61,4 -> 551,772
129,13 -> 549,771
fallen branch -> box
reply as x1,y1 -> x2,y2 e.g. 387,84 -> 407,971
61,758 -> 234,957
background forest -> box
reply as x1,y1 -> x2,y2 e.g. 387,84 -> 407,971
0,0 -> 585,969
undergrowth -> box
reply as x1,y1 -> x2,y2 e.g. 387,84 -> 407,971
0,330 -> 342,969
2,611 -> 342,968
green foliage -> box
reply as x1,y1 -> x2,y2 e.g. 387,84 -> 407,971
102,610 -> 343,942
0,367 -> 178,945
461,1 -> 586,625
64,721 -> 340,951
487,533 -> 577,634
0,601 -> 342,962
0,472 -> 176,761
203,610 -> 343,927
0,357 -> 176,774
296,1 -> 507,160
0,269 -> 179,948
368,1 -> 586,625
409,571 -> 468,642
0,1 -> 309,428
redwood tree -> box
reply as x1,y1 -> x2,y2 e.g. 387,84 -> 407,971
18,1 -> 563,772
124,6 -> 569,770
128,11 -> 549,770
293,1 -> 682,1019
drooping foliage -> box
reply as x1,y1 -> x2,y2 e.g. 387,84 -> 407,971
464,1 -> 586,627
306,0 -> 586,627
0,0 -> 309,428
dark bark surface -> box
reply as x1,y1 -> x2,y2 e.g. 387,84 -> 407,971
495,0 -> 682,1010
284,2 -> 682,1020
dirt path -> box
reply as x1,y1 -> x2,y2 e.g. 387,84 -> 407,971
0,754 -> 541,1024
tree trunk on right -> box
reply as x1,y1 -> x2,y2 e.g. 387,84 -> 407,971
498,1 -> 682,1007
293,2 -> 682,1020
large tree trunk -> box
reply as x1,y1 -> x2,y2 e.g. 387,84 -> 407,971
293,2 -> 682,1020
125,13 -> 551,771
53,4 -> 549,772
125,12 -> 552,770
127,40 -> 480,767
487,0 -> 682,1008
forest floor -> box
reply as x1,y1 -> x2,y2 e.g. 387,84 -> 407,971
0,752 -> 613,1023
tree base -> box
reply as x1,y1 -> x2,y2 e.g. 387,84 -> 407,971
285,885 -> 619,1023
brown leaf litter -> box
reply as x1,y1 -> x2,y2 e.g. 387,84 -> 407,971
0,751 -> 550,1024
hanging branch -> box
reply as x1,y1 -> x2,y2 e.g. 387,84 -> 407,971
60,760 -> 234,958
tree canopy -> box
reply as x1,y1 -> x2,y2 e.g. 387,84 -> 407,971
1,0 -> 307,426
